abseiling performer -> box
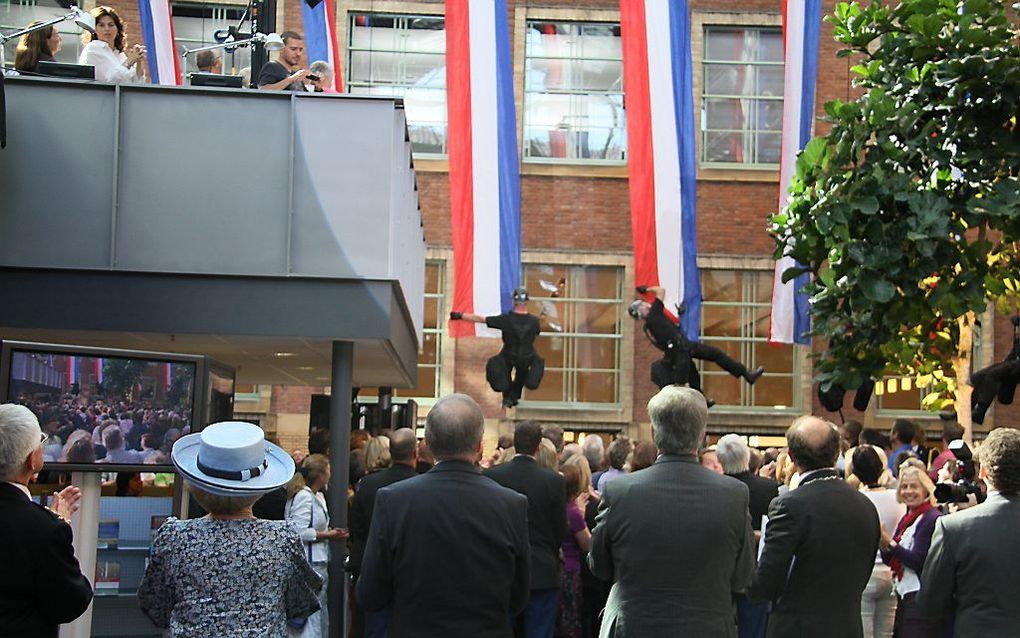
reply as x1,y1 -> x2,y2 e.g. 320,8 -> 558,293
629,285 -> 764,404
450,287 -> 544,408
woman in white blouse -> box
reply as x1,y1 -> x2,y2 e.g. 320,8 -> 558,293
284,454 -> 348,637
78,6 -> 145,83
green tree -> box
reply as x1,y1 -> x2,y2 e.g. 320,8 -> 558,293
102,359 -> 148,401
774,0 -> 1020,442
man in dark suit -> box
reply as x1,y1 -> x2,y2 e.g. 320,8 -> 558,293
588,386 -> 755,637
749,416 -> 879,638
349,427 -> 419,638
484,420 -> 566,638
357,394 -> 529,637
0,404 -> 93,637
917,427 -> 1020,635
717,433 -> 779,638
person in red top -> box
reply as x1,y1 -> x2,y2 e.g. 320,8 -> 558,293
927,421 -> 964,481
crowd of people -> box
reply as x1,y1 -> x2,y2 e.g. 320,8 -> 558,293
2,390 -> 1020,637
12,7 -> 337,94
14,393 -> 189,470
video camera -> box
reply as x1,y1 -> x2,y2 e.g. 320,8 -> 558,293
933,439 -> 985,504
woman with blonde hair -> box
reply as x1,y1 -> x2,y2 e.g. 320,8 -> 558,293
363,435 -> 391,473
880,465 -> 941,637
284,454 -> 348,637
537,437 -> 558,471
78,6 -> 146,83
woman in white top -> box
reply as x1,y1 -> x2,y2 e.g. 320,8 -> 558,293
284,454 -> 347,638
78,6 -> 146,83
850,445 -> 905,638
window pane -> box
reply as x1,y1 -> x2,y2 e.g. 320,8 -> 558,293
349,13 -> 447,155
754,342 -> 794,374
173,3 -> 252,76
526,369 -> 565,402
702,271 -> 742,302
400,365 -> 438,398
574,337 -> 617,370
535,335 -> 569,369
524,20 -> 624,163
702,26 -> 783,166
752,374 -> 795,408
577,371 -> 618,403
703,372 -> 741,405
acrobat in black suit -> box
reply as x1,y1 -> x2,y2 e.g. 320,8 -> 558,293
971,316 -> 1020,424
450,287 -> 545,408
629,286 -> 763,404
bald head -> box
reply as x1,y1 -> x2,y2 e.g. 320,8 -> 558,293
425,394 -> 484,461
786,415 -> 841,472
389,428 -> 418,464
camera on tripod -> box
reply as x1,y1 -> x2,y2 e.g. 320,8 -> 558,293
933,439 -> 985,504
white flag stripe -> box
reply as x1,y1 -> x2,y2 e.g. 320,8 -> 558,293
644,0 -> 684,315
468,0 -> 501,337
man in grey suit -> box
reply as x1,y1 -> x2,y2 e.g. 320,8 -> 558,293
588,386 -> 755,637
918,427 -> 1020,635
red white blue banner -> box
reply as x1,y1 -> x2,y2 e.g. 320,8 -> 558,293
620,0 -> 701,340
446,0 -> 521,338
137,0 -> 180,86
302,0 -> 343,92
769,0 -> 821,345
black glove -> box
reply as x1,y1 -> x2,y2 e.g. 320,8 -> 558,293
636,285 -> 649,294
449,311 -> 463,320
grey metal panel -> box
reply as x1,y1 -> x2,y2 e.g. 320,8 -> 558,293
0,80 -> 115,268
0,267 -> 394,340
114,90 -> 291,274
290,97 -> 394,278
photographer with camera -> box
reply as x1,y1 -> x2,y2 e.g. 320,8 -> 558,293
918,428 -> 1020,635
932,438 -> 985,511
257,32 -> 313,91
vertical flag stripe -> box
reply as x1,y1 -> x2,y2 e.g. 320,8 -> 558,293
447,0 -> 521,338
138,0 -> 180,86
769,0 -> 820,345
621,0 -> 701,340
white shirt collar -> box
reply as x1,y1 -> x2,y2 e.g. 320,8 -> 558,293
4,481 -> 32,500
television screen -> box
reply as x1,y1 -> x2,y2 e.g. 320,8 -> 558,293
6,350 -> 196,468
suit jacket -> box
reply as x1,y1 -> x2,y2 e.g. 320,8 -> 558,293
587,455 -> 755,638
730,470 -> 780,531
748,469 -> 879,638
484,455 -> 567,590
348,462 -> 418,575
356,460 -> 530,637
917,492 -> 1020,636
0,482 -> 93,637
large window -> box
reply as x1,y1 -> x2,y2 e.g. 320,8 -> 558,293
701,26 -> 783,167
521,264 -> 625,406
1,0 -> 89,68
523,21 -> 625,162
172,3 -> 251,76
347,13 -> 446,155
699,269 -> 799,409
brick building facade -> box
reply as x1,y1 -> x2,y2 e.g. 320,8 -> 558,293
32,0 -> 1014,449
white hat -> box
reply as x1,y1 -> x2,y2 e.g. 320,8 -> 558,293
171,421 -> 295,497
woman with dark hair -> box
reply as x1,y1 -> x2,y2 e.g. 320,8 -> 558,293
78,6 -> 145,83
557,460 -> 592,638
14,22 -> 61,73
853,445 -> 904,638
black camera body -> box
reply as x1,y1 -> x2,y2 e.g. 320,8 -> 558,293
934,439 -> 985,504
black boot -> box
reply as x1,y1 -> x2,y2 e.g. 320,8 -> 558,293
745,366 -> 765,384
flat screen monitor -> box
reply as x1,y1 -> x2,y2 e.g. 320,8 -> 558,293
1,343 -> 200,471
36,61 -> 96,80
190,73 -> 243,88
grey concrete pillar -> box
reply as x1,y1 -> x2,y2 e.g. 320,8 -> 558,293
328,341 -> 353,638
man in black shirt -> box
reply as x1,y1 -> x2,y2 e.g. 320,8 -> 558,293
629,285 -> 763,402
450,287 -> 543,408
257,31 -> 309,91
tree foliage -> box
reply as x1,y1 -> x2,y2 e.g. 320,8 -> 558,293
774,0 -> 1020,405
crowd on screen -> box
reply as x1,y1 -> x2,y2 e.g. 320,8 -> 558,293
3,387 -> 1020,638
12,6 -> 336,93
14,393 -> 189,467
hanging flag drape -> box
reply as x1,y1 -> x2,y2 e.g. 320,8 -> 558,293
137,0 -> 181,86
620,0 -> 701,340
302,0 -> 343,92
446,0 -> 521,338
769,0 -> 821,345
